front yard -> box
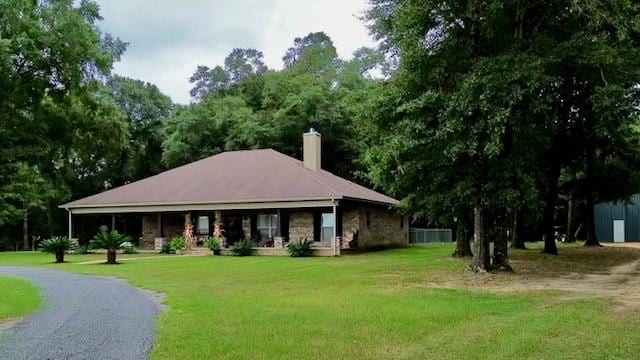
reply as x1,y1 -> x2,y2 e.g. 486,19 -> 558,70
1,243 -> 639,359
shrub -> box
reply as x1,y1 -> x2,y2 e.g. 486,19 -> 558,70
230,238 -> 253,256
287,238 -> 315,257
204,236 -> 221,255
91,230 -> 131,264
169,236 -> 187,253
121,241 -> 138,254
75,242 -> 91,254
159,242 -> 174,254
40,236 -> 77,263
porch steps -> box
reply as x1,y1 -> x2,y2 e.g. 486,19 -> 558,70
183,248 -> 210,256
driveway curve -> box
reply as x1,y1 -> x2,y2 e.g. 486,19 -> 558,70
0,266 -> 161,360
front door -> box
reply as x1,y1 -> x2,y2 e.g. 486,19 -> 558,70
223,215 -> 243,246
613,220 -> 625,243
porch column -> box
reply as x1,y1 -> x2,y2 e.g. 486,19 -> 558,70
156,213 -> 163,238
213,211 -> 224,247
68,210 -> 73,239
274,209 -> 284,249
184,212 -> 193,250
332,200 -> 340,256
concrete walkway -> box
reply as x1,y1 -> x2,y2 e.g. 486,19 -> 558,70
0,267 -> 162,360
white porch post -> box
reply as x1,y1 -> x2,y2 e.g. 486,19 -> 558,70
67,209 -> 73,239
332,200 -> 338,256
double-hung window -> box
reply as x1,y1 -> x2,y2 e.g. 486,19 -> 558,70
257,213 -> 278,240
321,213 -> 334,242
197,216 -> 209,235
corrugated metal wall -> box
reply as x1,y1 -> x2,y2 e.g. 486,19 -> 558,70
594,193 -> 640,242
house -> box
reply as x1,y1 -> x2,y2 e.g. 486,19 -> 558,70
60,129 -> 408,255
594,193 -> 640,243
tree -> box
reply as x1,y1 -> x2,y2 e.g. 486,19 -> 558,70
0,0 -> 128,240
91,230 -> 131,264
103,75 -> 174,184
40,236 -> 77,263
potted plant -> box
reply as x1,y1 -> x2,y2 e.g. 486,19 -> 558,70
204,236 -> 221,255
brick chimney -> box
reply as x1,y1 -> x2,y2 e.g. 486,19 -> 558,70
303,128 -> 321,171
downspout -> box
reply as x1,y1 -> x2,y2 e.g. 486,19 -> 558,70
332,199 -> 339,256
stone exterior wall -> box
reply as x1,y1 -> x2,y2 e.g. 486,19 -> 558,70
288,211 -> 314,243
141,213 -> 184,250
356,207 -> 408,250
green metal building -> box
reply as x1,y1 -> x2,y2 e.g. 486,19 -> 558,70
594,193 -> 640,243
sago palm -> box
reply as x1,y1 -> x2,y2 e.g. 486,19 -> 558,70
40,236 -> 77,263
91,230 -> 131,264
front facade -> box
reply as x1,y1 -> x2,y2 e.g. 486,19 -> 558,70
62,130 -> 408,255
594,193 -> 640,243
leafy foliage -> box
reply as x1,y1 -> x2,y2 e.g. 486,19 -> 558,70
91,230 -> 131,264
40,236 -> 77,263
204,236 -> 221,254
230,238 -> 253,256
287,238 -> 314,257
169,236 -> 187,252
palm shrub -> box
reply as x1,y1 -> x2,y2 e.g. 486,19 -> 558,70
40,236 -> 77,263
91,230 -> 131,264
287,238 -> 314,257
230,238 -> 253,256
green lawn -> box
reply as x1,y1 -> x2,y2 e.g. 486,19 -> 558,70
0,245 -> 639,359
0,276 -> 41,324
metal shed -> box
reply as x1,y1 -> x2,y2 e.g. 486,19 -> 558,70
594,193 -> 640,243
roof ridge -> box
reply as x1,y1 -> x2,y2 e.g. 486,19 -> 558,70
269,150 -> 342,198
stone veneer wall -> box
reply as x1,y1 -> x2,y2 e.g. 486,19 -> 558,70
141,213 -> 184,250
288,211 -> 314,243
356,207 -> 408,250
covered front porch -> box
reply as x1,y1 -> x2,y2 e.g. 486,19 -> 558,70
66,199 -> 366,256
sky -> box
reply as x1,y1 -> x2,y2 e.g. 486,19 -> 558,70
94,0 -> 376,104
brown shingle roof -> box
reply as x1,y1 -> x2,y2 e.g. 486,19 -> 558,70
62,149 -> 398,208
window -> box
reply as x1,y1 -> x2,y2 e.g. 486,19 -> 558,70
197,216 -> 209,235
257,213 -> 278,240
321,213 -> 334,242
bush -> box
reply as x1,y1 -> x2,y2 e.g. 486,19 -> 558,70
204,236 -> 221,255
91,230 -> 131,264
287,238 -> 315,257
169,236 -> 187,253
159,242 -> 174,254
75,242 -> 91,254
40,236 -> 77,263
230,238 -> 253,256
121,241 -> 138,254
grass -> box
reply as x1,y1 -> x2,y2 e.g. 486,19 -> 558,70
0,277 -> 41,324
1,243 -> 639,359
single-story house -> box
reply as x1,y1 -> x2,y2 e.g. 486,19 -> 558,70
61,129 -> 408,255
594,193 -> 640,243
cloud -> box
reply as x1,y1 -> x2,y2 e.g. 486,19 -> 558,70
95,0 -> 375,104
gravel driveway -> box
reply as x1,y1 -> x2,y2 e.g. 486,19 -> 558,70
0,267 -> 162,360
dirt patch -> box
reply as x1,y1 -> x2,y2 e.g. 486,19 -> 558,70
0,317 -> 24,332
438,246 -> 640,312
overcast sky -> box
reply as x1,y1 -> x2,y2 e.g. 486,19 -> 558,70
95,0 -> 376,104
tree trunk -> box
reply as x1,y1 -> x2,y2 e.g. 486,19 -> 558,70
453,213 -> 472,257
542,150 -> 560,254
22,210 -> 29,251
565,199 -> 576,243
470,202 -> 490,272
510,206 -> 527,249
55,250 -> 64,263
107,249 -> 117,264
492,224 -> 512,271
584,145 -> 601,246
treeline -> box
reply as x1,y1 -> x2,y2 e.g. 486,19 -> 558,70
0,1 -> 381,250
2,0 -> 640,274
